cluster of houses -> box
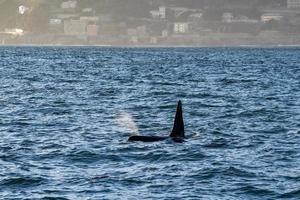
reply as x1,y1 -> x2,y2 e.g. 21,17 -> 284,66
288,0 -> 300,8
42,1 -> 201,44
49,1 -> 100,36
1,0 -> 300,45
44,0 -> 300,44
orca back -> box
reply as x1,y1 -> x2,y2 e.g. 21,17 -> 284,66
128,135 -> 168,142
169,100 -> 185,138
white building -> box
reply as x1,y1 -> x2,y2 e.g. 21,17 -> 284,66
174,23 -> 189,34
64,20 -> 87,35
136,26 -> 147,37
19,5 -> 29,15
189,13 -> 203,20
49,19 -> 64,34
127,28 -> 137,36
162,30 -> 168,37
150,37 -> 158,44
86,25 -> 99,36
61,1 -> 77,9
261,13 -> 283,22
130,36 -> 138,44
159,6 -> 166,19
222,13 -> 234,23
49,19 -> 62,25
4,28 -> 24,36
80,16 -> 99,23
150,6 -> 166,19
287,0 -> 300,8
150,10 -> 161,19
55,14 -> 79,20
82,8 -> 93,13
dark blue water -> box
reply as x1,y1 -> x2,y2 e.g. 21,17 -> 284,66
0,47 -> 299,199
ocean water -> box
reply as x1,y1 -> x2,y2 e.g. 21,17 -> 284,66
0,47 -> 299,200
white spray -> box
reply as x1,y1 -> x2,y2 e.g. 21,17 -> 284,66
116,111 -> 139,135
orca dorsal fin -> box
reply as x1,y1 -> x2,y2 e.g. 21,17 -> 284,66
170,100 -> 185,138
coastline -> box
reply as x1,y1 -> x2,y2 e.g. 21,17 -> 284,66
1,31 -> 300,48
1,43 -> 300,48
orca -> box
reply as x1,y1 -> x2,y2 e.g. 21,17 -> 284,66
128,100 -> 185,143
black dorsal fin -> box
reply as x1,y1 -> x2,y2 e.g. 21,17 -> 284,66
170,100 -> 185,138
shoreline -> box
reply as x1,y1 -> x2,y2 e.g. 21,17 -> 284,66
1,43 -> 300,48
1,31 -> 299,48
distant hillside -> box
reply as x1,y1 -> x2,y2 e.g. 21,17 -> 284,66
0,0 -> 290,31
0,0 -> 19,30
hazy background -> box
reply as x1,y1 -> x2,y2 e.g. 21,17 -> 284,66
0,0 -> 300,46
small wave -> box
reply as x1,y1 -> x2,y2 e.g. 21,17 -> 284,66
195,169 -> 218,179
219,77 -> 256,85
58,78 -> 81,83
90,88 -> 118,97
222,166 -> 257,178
237,185 -> 277,196
12,121 -> 32,126
203,138 -> 229,148
65,149 -> 122,163
41,197 -> 70,200
0,177 -> 45,188
261,126 -> 289,134
20,139 -> 36,147
279,189 -> 300,198
157,104 -> 176,109
40,143 -> 67,150
196,166 -> 258,179
150,91 -> 173,96
198,103 -> 224,108
123,151 -> 169,162
237,108 -> 269,117
65,150 -> 99,163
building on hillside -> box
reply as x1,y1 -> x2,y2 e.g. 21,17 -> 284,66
82,8 -> 93,14
287,0 -> 300,8
127,28 -> 137,36
189,13 -> 203,21
64,20 -> 87,35
233,15 -> 259,23
19,5 -> 29,15
174,22 -> 189,34
98,23 -> 122,36
136,26 -> 147,37
80,16 -> 99,24
127,26 -> 148,38
223,13 -> 259,23
168,7 -> 189,18
4,28 -> 24,36
150,6 -> 166,19
86,25 -> 98,36
54,13 -> 79,20
289,13 -> 300,25
222,13 -> 234,23
150,37 -> 158,44
162,29 -> 168,37
61,1 -> 77,9
130,36 -> 138,44
261,13 -> 283,22
159,7 -> 166,19
0,33 -> 11,45
49,19 -> 64,34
